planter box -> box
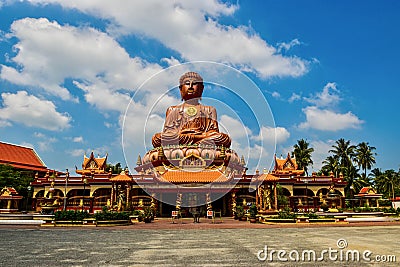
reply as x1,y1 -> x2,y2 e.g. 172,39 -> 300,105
309,218 -> 336,223
296,216 -> 309,223
83,218 -> 97,226
129,215 -> 140,223
334,216 -> 347,222
55,220 -> 83,227
265,218 -> 296,223
96,220 -> 130,226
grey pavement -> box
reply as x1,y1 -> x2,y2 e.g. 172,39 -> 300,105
1,224 -> 399,266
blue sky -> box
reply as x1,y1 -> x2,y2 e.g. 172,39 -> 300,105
0,0 -> 399,174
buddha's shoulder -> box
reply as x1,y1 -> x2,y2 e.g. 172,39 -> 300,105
168,105 -> 183,111
200,105 -> 216,111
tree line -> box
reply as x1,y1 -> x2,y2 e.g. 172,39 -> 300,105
292,138 -> 400,199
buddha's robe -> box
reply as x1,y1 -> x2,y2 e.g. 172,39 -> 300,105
152,104 -> 231,148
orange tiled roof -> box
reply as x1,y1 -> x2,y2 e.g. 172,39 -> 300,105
0,142 -> 47,171
109,170 -> 132,182
359,187 -> 370,194
258,173 -> 280,182
160,170 -> 230,183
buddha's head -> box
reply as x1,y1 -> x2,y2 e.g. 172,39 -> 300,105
179,72 -> 204,101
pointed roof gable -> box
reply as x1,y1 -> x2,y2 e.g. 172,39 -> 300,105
76,151 -> 108,175
0,141 -> 47,172
274,153 -> 298,171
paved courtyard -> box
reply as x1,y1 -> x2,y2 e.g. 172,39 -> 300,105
1,218 -> 399,266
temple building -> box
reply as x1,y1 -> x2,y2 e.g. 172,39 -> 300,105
6,72 -> 347,215
28,152 -> 346,215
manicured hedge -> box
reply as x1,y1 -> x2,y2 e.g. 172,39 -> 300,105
94,211 -> 130,221
54,210 -> 89,221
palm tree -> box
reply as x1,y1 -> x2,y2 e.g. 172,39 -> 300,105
321,155 -> 340,177
329,138 -> 356,169
369,168 -> 383,190
375,169 -> 399,199
345,165 -> 370,193
292,139 -> 314,176
355,142 -> 376,178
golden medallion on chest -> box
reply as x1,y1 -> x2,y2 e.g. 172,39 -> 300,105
185,106 -> 198,117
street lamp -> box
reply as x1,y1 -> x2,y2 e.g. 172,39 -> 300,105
26,185 -> 32,212
349,185 -> 354,208
63,169 -> 69,211
304,180 -> 309,212
82,177 -> 88,212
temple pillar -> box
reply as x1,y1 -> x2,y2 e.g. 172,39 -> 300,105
126,185 -> 131,209
231,192 -> 236,216
274,183 -> 278,210
256,186 -> 259,209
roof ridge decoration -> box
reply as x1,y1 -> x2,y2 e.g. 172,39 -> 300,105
76,151 -> 108,175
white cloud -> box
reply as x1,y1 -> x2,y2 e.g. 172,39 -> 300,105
68,149 -> 86,157
73,136 -> 83,143
299,106 -> 364,131
288,92 -> 301,103
277,38 -> 301,52
219,114 -> 251,141
252,126 -> 290,145
38,137 -> 57,152
34,132 -> 46,138
0,119 -> 11,127
305,82 -> 340,107
26,0 -> 309,79
271,91 -> 280,99
1,17 -> 163,102
0,91 -> 71,131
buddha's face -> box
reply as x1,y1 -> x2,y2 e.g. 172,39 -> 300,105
180,78 -> 203,101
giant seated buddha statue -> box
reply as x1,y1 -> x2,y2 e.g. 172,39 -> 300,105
138,72 -> 243,174
152,72 -> 231,148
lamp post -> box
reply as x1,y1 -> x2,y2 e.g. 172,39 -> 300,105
63,169 -> 69,211
26,185 -> 32,212
349,185 -> 354,208
82,177 -> 88,212
304,180 -> 309,212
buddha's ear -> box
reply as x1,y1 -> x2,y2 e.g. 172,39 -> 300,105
179,85 -> 184,101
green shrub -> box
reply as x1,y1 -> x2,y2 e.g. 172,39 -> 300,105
236,206 -> 245,218
249,204 -> 257,218
94,211 -> 129,221
306,212 -> 318,219
54,210 -> 89,221
277,207 -> 296,219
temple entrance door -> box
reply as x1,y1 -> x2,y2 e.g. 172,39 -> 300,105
188,193 -> 198,207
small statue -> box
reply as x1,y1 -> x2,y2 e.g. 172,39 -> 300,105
206,193 -> 212,211
152,72 -> 231,148
175,193 -> 182,211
